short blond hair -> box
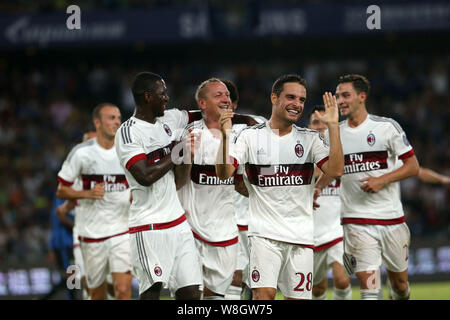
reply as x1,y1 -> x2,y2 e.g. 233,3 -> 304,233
195,78 -> 224,101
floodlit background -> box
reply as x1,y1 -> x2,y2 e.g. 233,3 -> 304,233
0,0 -> 449,299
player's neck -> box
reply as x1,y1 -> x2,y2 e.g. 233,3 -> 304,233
347,107 -> 368,128
268,117 -> 292,136
96,134 -> 115,150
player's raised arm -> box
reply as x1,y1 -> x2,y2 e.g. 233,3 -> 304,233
215,109 -> 237,180
316,92 -> 344,178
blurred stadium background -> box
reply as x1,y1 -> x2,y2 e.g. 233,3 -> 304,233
0,0 -> 449,299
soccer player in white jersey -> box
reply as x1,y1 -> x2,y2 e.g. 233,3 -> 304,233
115,71 -> 204,300
308,105 -> 351,300
331,74 -> 419,300
177,78 -> 243,300
216,74 -> 344,300
56,104 -> 133,300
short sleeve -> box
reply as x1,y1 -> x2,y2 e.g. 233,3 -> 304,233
57,148 -> 82,186
386,121 -> 414,160
115,126 -> 146,170
311,132 -> 330,168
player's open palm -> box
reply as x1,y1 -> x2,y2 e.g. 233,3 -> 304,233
317,92 -> 339,125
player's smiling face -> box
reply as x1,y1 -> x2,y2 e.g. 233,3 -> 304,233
198,81 -> 232,120
271,82 -> 306,124
151,80 -> 170,117
97,106 -> 121,138
335,82 -> 363,118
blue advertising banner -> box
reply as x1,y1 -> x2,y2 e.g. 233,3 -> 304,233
0,2 -> 448,49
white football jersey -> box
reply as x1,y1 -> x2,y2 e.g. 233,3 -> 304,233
313,178 -> 343,247
57,138 -> 130,239
177,119 -> 239,243
115,108 -> 191,228
230,122 -> 330,246
336,114 -> 415,222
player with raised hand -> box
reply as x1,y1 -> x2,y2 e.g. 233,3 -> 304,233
331,74 -> 419,300
216,74 -> 343,300
308,105 -> 352,300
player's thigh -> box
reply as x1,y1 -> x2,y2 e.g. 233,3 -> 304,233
197,240 -> 238,296
129,229 -> 176,295
248,236 -> 282,290
80,241 -> 109,289
380,223 -> 410,273
169,223 -> 203,295
313,249 -> 328,285
343,224 -> 381,275
278,246 -> 314,300
108,233 -> 132,274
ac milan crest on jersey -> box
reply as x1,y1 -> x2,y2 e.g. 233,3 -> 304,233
251,269 -> 260,282
163,123 -> 172,136
367,133 -> 376,146
154,266 -> 162,276
294,143 -> 304,158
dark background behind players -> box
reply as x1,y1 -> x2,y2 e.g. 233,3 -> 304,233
0,0 -> 448,298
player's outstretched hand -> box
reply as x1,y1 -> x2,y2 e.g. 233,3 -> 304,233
317,92 -> 339,126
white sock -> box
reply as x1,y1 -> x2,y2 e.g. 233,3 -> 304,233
360,289 -> 380,300
333,286 -> 352,300
312,292 -> 327,300
225,285 -> 242,300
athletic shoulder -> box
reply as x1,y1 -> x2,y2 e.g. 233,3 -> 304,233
66,138 -> 95,162
232,122 -> 265,143
369,114 -> 404,134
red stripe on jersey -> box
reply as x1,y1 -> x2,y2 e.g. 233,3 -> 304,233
344,151 -> 388,174
245,163 -> 314,187
128,214 -> 186,233
192,231 -> 238,247
316,156 -> 329,168
58,176 -> 74,186
81,174 -> 129,190
342,216 -> 406,225
230,156 -> 239,170
314,237 -> 343,252
398,149 -> 415,160
190,164 -> 234,185
126,153 -> 147,170
187,111 -> 195,124
237,225 -> 248,231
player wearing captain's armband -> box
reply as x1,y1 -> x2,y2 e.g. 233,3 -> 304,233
327,74 -> 419,300
216,74 -> 344,300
